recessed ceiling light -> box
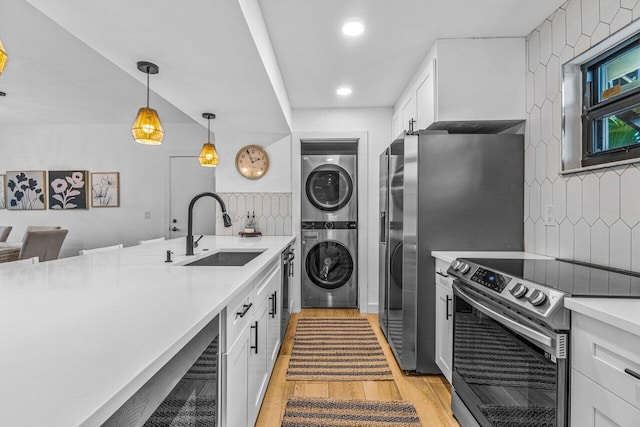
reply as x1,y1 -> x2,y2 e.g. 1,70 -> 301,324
336,86 -> 353,96
342,18 -> 364,37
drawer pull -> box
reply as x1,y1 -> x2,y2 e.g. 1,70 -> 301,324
236,303 -> 253,318
625,368 -> 640,380
446,295 -> 452,320
251,321 -> 259,354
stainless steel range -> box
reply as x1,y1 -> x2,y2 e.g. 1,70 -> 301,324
447,257 -> 640,427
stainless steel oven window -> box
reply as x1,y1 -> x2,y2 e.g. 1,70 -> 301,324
452,284 -> 568,427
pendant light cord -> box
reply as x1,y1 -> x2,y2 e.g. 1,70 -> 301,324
146,67 -> 150,108
207,117 -> 211,143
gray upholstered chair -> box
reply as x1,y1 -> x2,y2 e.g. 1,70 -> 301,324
0,226 -> 12,242
19,229 -> 68,262
22,226 -> 61,241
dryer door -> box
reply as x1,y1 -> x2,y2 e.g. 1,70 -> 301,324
305,240 -> 354,289
305,165 -> 353,212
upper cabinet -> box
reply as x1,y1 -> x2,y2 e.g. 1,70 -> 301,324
393,38 -> 526,137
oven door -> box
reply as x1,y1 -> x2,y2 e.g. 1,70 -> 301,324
452,282 -> 568,427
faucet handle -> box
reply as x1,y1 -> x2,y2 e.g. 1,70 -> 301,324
194,235 -> 204,248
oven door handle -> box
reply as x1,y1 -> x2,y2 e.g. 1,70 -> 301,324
453,283 -> 554,349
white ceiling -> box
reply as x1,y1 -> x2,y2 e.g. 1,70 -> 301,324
258,0 -> 566,108
1,0 -> 566,143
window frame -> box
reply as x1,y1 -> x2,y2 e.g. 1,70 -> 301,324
581,33 -> 640,167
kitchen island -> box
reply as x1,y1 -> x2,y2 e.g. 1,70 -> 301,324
0,235 -> 294,426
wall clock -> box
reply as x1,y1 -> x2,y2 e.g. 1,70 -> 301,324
235,144 -> 270,180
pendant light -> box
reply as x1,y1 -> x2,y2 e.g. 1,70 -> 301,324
131,61 -> 164,145
199,113 -> 219,167
0,38 -> 8,75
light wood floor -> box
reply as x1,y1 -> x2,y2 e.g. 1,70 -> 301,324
255,308 -> 461,426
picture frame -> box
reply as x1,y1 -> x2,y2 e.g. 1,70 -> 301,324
48,170 -> 89,210
91,172 -> 120,207
0,174 -> 5,209
5,170 -> 47,210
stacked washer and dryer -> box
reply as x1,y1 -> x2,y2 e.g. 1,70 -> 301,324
301,144 -> 358,308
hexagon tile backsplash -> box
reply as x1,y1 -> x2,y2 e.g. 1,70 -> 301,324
525,0 -> 640,271
214,193 -> 292,237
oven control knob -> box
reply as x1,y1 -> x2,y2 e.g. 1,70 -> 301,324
527,289 -> 547,306
509,282 -> 528,298
451,260 -> 461,270
460,263 -> 471,274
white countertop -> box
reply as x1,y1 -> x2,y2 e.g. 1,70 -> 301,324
0,235 -> 294,426
431,250 -> 552,263
565,298 -> 640,337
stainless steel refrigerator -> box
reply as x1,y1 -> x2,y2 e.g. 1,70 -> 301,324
379,131 -> 524,373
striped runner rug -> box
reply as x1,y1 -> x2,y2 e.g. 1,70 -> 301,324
286,317 -> 393,381
281,396 -> 421,427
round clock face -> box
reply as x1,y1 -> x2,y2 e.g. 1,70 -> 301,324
236,145 -> 270,180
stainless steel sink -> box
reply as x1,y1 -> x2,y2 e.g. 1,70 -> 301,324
184,250 -> 265,267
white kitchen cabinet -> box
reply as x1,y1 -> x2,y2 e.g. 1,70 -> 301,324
414,60 -> 435,131
222,258 -> 283,427
266,286 -> 281,372
247,299 -> 269,425
392,113 -> 402,140
434,258 -> 453,383
401,95 -> 417,134
570,313 -> 640,426
393,38 -> 525,133
571,370 -> 640,427
224,322 -> 250,427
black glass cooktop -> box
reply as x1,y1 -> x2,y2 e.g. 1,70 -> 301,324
462,258 -> 640,298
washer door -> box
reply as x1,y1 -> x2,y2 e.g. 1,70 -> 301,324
305,164 -> 353,212
305,240 -> 354,289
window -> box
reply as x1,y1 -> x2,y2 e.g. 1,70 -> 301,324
582,34 -> 640,167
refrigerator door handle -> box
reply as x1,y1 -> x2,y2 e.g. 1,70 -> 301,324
380,211 -> 386,243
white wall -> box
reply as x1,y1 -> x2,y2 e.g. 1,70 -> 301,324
0,122 -> 205,257
292,107 -> 393,313
524,0 -> 640,271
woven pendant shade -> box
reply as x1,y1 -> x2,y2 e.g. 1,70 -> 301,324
132,107 -> 164,145
199,143 -> 219,167
0,39 -> 7,75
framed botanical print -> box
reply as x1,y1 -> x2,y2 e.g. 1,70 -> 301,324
91,172 -> 120,207
5,170 -> 47,210
0,174 -> 5,209
48,170 -> 89,210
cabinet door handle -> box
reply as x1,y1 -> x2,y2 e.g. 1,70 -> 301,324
446,295 -> 452,320
289,261 -> 294,276
236,303 -> 253,318
251,321 -> 259,354
269,293 -> 275,318
273,291 -> 277,317
625,368 -> 640,380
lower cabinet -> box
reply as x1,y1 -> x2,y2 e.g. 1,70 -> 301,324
434,258 -> 454,383
571,370 -> 640,427
222,259 -> 282,427
570,313 -> 640,426
247,299 -> 269,424
225,323 -> 250,427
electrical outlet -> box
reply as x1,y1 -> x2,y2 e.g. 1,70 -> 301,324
544,205 -> 555,226
144,211 -> 151,220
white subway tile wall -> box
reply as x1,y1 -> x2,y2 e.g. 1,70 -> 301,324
214,193 -> 292,236
525,0 -> 640,270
